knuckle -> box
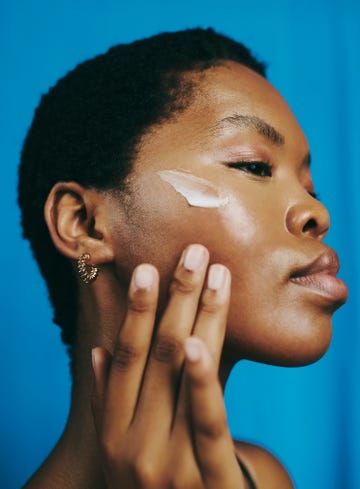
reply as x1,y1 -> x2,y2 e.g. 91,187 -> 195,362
131,455 -> 160,487
112,342 -> 140,369
100,441 -> 164,488
128,294 -> 156,314
200,290 -> 227,314
198,414 -> 228,439
153,335 -> 182,363
170,273 -> 198,296
101,438 -> 122,466
200,300 -> 221,315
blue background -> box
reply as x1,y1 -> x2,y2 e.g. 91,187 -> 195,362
1,1 -> 359,488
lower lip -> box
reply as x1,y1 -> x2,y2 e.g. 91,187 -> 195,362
290,273 -> 348,303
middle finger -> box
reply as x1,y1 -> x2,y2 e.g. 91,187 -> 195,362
133,244 -> 209,434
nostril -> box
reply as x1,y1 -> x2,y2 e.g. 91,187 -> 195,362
303,218 -> 317,234
286,202 -> 330,238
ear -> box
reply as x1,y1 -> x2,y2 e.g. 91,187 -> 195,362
44,182 -> 115,264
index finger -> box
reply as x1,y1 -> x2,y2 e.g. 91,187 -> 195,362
103,264 -> 159,434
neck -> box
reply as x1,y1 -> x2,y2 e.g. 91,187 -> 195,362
24,273 -> 126,489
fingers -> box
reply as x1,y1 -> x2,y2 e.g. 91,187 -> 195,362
184,337 -> 244,488
101,264 -> 160,435
192,263 -> 231,365
173,263 -> 231,424
133,244 -> 209,433
90,246 -> 241,488
184,337 -> 227,439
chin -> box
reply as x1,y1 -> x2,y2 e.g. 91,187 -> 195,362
270,329 -> 333,367
225,310 -> 334,368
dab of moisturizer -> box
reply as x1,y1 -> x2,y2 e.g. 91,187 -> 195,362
158,170 -> 229,208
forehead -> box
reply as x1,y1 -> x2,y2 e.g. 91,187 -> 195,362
134,61 -> 309,169
192,62 -> 307,141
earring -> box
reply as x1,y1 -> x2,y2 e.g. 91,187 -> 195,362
77,253 -> 99,284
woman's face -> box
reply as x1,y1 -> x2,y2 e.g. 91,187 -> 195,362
109,61 -> 347,367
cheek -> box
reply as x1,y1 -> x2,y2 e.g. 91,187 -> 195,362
118,173 -> 228,277
224,244 -> 333,368
157,170 -> 229,208
214,195 -> 332,366
217,195 -> 257,246
205,189 -> 276,267
121,177 -> 331,366
131,177 -> 275,276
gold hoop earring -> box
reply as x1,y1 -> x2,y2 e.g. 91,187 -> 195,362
77,253 -> 99,284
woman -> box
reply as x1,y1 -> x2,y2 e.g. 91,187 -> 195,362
18,28 -> 348,488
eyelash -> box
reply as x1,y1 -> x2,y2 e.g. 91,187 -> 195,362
228,161 -> 273,177
228,161 -> 320,200
308,191 -> 320,200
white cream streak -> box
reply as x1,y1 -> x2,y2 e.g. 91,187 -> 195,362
157,170 -> 229,208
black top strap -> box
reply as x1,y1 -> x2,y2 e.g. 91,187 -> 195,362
236,455 -> 257,489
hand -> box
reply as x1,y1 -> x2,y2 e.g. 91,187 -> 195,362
91,244 -> 245,489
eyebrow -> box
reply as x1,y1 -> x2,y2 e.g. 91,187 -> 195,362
211,114 -> 285,146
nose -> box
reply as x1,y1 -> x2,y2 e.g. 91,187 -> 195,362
285,195 -> 330,240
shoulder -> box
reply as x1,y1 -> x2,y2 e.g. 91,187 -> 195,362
234,440 -> 295,489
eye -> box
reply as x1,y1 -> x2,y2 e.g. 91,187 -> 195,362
228,161 -> 272,177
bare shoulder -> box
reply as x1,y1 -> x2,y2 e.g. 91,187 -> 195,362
234,440 -> 295,489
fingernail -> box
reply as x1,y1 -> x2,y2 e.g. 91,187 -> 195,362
134,264 -> 154,290
183,245 -> 206,271
184,337 -> 202,362
207,264 -> 227,290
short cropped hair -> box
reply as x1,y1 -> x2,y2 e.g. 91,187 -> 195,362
18,27 -> 266,359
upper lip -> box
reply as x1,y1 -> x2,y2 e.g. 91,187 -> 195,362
290,249 -> 340,279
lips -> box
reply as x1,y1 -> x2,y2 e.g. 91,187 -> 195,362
290,249 -> 348,304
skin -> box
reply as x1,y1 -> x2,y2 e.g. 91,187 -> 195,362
23,62 -> 347,489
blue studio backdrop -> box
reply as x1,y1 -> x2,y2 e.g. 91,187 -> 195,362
1,1 -> 359,488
